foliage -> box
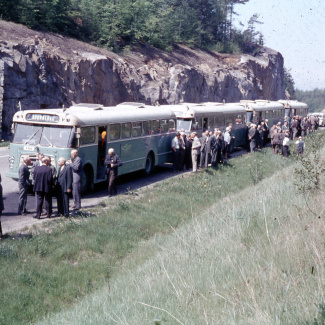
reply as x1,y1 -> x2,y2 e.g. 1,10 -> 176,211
294,132 -> 325,217
296,88 -> 325,113
284,68 -> 296,99
0,0 -> 265,53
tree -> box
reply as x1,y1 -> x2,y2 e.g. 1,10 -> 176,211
284,68 -> 296,99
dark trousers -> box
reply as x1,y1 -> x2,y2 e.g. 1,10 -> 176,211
177,148 -> 185,171
57,186 -> 70,216
36,191 -> 51,218
72,182 -> 81,209
172,149 -> 179,172
108,170 -> 117,195
18,186 -> 28,214
0,213 -> 2,236
282,145 -> 289,157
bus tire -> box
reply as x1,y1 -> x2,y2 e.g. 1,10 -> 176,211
229,140 -> 235,153
144,152 -> 154,175
81,165 -> 94,194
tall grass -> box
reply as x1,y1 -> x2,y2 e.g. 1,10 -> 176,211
38,146 -> 325,325
0,141 -> 319,324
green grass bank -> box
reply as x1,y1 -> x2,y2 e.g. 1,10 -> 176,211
0,136 -> 321,324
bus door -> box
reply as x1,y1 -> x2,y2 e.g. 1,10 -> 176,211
97,126 -> 107,179
203,118 -> 208,131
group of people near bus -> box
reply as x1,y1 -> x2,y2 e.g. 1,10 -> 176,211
0,147 -> 122,238
171,126 -> 236,172
15,148 -> 122,219
172,113 -> 317,173
17,150 -> 83,219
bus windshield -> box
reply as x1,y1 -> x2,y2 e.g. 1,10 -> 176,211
177,119 -> 192,132
13,124 -> 74,148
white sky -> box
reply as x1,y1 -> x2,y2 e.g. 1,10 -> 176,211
234,0 -> 325,90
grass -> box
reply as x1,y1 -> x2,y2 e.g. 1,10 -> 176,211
0,138 -> 319,324
37,137 -> 325,324
0,141 -> 10,148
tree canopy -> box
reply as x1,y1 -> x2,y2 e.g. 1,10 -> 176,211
0,0 -> 264,53
295,88 -> 325,113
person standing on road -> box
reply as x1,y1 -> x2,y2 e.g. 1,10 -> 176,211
18,156 -> 31,215
191,132 -> 201,172
104,148 -> 122,197
0,174 -> 4,239
68,149 -> 83,210
56,157 -> 72,217
33,157 -> 53,219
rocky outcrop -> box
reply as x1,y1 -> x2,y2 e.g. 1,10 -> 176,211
0,20 -> 285,139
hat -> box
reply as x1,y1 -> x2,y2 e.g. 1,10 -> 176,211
108,148 -> 115,153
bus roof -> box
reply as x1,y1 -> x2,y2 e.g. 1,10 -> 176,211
12,104 -> 176,126
278,100 -> 308,109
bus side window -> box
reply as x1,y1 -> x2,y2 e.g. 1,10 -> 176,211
121,123 -> 132,138
168,119 -> 176,132
197,118 -> 202,129
143,121 -> 151,135
160,119 -> 169,133
132,122 -> 142,137
80,126 -> 96,145
225,115 -> 234,125
214,116 -> 224,127
151,120 -> 160,134
109,124 -> 121,140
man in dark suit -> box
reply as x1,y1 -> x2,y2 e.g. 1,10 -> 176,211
18,156 -> 31,215
33,157 -> 53,219
56,157 -> 72,217
104,148 -> 122,196
68,149 -> 83,210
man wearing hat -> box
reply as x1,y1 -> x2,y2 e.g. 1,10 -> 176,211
105,148 -> 123,196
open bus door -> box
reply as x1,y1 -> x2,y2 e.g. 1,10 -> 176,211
97,126 -> 107,179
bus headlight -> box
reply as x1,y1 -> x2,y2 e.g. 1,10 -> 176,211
9,156 -> 14,169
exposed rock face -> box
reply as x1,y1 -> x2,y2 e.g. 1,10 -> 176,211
0,20 -> 285,139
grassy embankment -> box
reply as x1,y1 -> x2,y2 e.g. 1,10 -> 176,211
41,144 -> 325,325
0,136 -> 323,324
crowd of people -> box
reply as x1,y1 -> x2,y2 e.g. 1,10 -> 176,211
17,149 -> 82,220
172,114 -> 318,173
0,147 -> 123,238
171,126 -> 236,173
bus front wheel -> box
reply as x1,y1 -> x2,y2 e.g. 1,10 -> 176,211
144,153 -> 154,175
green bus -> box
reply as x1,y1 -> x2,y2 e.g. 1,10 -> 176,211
7,103 -> 176,192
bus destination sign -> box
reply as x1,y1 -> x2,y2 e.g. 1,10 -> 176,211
26,113 -> 60,123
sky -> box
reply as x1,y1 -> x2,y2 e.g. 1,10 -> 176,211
234,0 -> 325,91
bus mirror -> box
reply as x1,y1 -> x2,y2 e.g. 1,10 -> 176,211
76,127 -> 81,139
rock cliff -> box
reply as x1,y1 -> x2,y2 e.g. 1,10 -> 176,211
0,20 -> 285,139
